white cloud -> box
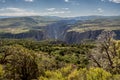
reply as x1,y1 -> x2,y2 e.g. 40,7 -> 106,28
62,8 -> 69,10
45,7 -> 71,15
0,7 -> 71,17
109,0 -> 120,3
0,7 -> 39,16
0,0 -> 35,3
64,0 -> 79,5
5,8 -> 25,12
47,11 -> 71,14
24,0 -> 34,2
47,8 -> 56,11
0,12 -> 39,16
97,8 -> 104,13
65,0 -> 69,2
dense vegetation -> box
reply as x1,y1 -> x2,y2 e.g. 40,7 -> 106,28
0,16 -> 120,80
0,31 -> 120,80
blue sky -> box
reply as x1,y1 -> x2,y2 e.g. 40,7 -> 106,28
0,0 -> 120,17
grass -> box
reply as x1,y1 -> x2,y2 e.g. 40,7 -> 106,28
68,26 -> 120,33
67,18 -> 120,32
0,28 -> 30,34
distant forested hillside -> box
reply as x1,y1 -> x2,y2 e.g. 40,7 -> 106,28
0,16 -> 120,43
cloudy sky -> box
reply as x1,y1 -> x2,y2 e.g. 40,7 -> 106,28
0,0 -> 120,17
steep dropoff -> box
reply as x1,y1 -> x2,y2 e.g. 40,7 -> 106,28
43,20 -> 75,40
1,18 -> 120,43
43,20 -> 104,44
63,30 -> 103,44
0,30 -> 45,40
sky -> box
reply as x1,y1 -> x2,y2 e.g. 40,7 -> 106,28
0,0 -> 120,17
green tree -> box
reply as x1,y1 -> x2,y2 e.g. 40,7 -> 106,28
0,45 -> 39,80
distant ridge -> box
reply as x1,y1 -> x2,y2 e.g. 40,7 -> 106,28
0,15 -> 120,20
0,16 -> 17,19
0,16 -> 120,43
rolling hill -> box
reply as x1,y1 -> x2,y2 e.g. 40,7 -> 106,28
0,16 -> 120,43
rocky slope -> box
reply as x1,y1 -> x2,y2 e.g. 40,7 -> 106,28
0,16 -> 120,44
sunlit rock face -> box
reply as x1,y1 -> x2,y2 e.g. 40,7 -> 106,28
43,20 -> 72,40
0,16 -> 120,44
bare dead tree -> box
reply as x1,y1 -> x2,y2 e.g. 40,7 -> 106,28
90,30 -> 120,73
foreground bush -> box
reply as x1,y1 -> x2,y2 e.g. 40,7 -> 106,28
39,65 -> 120,80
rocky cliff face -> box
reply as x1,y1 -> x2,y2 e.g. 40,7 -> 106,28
1,28 -> 120,44
0,19 -> 120,44
113,30 -> 120,40
0,30 -> 45,40
43,20 -> 71,40
63,30 -> 103,44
